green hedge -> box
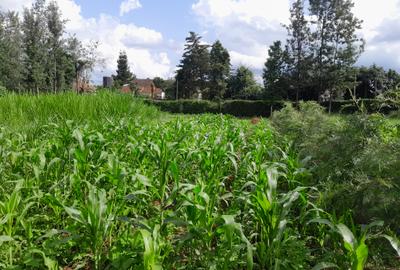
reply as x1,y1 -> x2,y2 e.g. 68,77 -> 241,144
148,100 -> 219,114
221,100 -> 284,117
148,99 -> 284,117
148,99 -> 399,117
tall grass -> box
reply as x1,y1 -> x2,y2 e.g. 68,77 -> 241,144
0,91 -> 161,133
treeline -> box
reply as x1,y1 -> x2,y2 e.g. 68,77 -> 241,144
0,0 -> 98,93
166,0 -> 400,103
166,32 -> 262,100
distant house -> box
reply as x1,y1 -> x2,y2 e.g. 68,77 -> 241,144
121,79 -> 164,99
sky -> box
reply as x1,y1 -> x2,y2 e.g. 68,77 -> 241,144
1,0 -> 400,84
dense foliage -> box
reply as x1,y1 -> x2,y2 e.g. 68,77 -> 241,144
271,102 -> 400,229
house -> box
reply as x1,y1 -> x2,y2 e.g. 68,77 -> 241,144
121,79 -> 164,99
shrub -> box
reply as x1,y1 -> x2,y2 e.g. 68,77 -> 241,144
271,101 -> 400,231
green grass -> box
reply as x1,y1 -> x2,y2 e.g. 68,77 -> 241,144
0,91 -> 162,133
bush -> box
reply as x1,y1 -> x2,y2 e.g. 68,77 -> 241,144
271,101 -> 400,230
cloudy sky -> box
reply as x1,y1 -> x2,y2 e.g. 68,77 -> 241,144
1,0 -> 400,84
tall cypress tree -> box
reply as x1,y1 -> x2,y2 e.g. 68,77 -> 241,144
208,40 -> 230,100
114,51 -> 134,87
176,32 -> 210,99
263,40 -> 290,100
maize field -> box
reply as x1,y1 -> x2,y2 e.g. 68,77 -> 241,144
0,93 -> 399,269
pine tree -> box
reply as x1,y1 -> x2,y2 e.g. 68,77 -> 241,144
176,32 -> 210,99
208,40 -> 230,100
263,40 -> 290,100
113,51 -> 134,87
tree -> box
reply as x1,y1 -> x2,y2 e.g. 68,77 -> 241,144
113,51 -> 134,87
309,0 -> 364,106
0,11 -> 24,92
226,66 -> 261,99
0,0 -> 102,93
386,69 -> 400,90
153,77 -> 165,89
263,40 -> 290,100
22,0 -> 48,93
65,36 -> 102,93
153,77 -> 175,99
285,0 -> 312,102
207,40 -> 230,100
176,32 -> 210,99
352,65 -> 388,99
46,1 -> 67,92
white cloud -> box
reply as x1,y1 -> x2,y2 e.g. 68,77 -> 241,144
192,0 -> 289,78
352,0 -> 399,40
86,14 -> 173,80
352,0 -> 400,70
192,0 -> 289,28
193,0 -> 400,72
0,0 -> 31,12
119,24 -> 163,47
119,0 -> 142,16
230,50 -> 266,69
